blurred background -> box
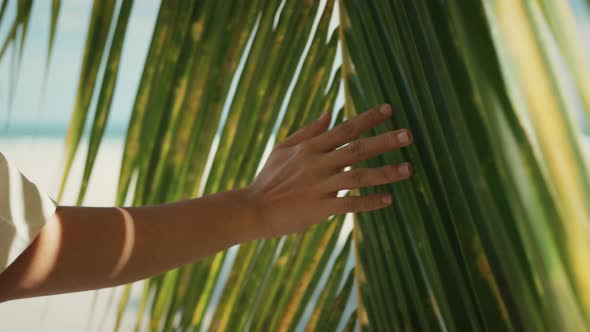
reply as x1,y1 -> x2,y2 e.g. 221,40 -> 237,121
0,0 -> 160,330
0,1 -> 350,331
1,0 -> 590,331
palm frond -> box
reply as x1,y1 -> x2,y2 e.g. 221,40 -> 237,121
0,0 -> 33,113
4,0 -> 588,330
57,0 -> 117,201
78,0 -> 134,204
54,0 -> 348,330
340,0 -> 590,330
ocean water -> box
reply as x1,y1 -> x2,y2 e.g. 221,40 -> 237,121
0,135 -> 125,205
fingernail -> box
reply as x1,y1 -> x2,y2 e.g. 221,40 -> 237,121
396,130 -> 410,144
318,112 -> 328,120
380,104 -> 392,116
398,163 -> 411,177
382,195 -> 392,204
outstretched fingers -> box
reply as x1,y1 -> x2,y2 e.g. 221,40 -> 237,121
276,111 -> 332,149
324,129 -> 413,169
310,104 -> 393,152
325,193 -> 393,216
321,163 -> 413,192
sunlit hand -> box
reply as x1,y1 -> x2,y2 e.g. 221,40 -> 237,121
246,104 -> 414,238
0,103 -> 414,302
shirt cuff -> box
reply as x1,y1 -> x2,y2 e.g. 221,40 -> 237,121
0,153 -> 57,274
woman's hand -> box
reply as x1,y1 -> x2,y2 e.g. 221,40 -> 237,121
246,104 -> 414,238
0,103 -> 413,302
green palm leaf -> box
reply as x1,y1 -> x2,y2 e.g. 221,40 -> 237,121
96,0 -> 347,330
78,0 -> 134,205
57,0 -> 117,201
5,0 -> 589,330
0,0 -> 33,113
340,0 -> 590,330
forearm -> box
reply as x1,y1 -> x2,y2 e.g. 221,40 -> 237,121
0,103 -> 414,303
0,188 -> 264,302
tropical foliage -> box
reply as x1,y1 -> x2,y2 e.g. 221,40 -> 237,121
341,1 -> 590,330
1,0 -> 589,331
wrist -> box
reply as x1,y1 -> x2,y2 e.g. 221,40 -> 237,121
238,187 -> 273,240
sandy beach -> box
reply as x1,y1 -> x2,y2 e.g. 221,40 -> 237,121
0,136 -> 140,332
0,135 -> 356,332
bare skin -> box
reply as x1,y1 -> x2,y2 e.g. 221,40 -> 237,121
0,104 -> 413,303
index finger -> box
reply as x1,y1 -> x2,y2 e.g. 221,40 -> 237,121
309,104 -> 393,152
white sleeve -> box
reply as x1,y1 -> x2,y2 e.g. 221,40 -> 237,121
0,152 -> 57,274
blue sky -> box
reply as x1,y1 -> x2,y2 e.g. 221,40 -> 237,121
0,0 -> 160,136
0,0 -> 588,138
0,0 -> 342,138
